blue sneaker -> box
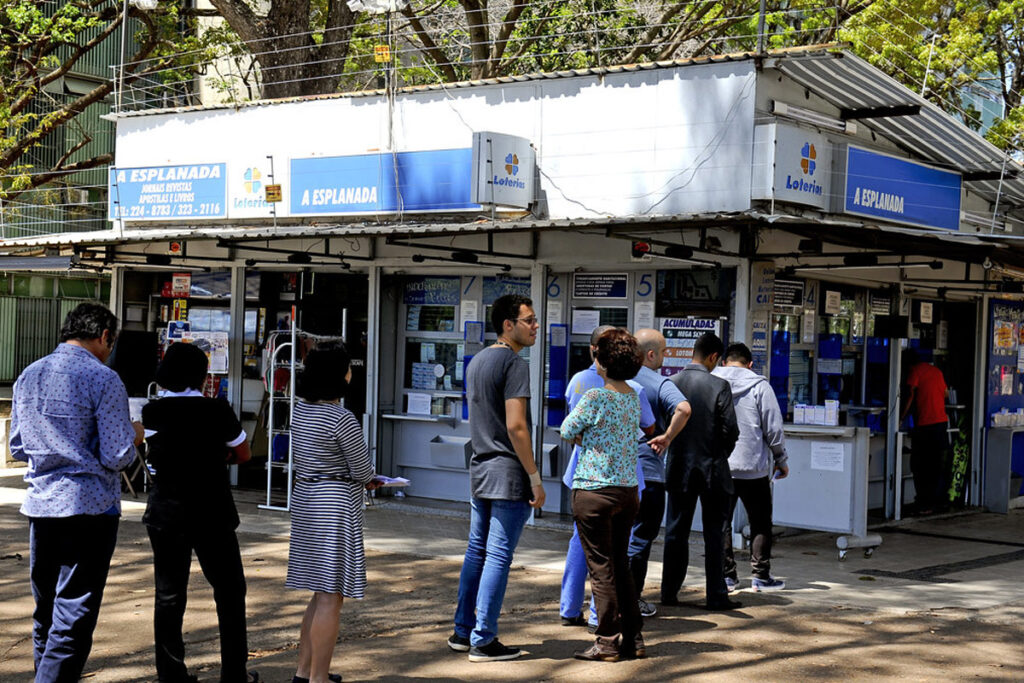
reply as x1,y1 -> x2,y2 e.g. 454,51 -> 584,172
751,576 -> 785,592
724,576 -> 740,593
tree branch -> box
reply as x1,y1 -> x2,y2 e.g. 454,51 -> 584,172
400,4 -> 458,81
489,0 -> 527,67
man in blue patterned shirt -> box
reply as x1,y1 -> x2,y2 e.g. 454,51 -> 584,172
10,303 -> 144,682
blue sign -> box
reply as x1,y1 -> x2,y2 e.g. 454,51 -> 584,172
483,276 -> 531,305
109,164 -> 227,221
573,273 -> 629,299
404,277 -> 460,305
291,149 -> 477,215
844,146 -> 961,231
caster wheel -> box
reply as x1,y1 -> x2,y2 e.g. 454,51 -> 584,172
864,547 -> 875,558
838,550 -> 848,561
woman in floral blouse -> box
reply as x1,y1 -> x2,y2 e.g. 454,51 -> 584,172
560,328 -> 645,662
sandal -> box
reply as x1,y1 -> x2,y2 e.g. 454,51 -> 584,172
291,674 -> 342,683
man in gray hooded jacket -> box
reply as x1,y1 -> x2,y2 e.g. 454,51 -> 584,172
712,342 -> 788,592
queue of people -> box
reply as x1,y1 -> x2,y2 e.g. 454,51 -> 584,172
11,299 -> 790,680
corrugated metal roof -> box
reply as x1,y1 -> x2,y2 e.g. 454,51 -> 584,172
769,50 -> 1024,210
0,210 -> 1007,251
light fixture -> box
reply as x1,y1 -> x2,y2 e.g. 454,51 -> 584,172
798,238 -> 823,254
145,254 -> 172,266
664,245 -> 694,260
287,252 -> 312,264
843,254 -> 878,267
450,250 -> 479,264
772,101 -> 857,135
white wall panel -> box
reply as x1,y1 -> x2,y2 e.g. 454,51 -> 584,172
114,61 -> 757,222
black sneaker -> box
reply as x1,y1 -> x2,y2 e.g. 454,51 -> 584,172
638,599 -> 657,617
468,639 -> 522,662
560,614 -> 586,627
447,632 -> 470,652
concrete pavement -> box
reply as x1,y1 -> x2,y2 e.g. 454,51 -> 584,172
1,467 -> 1022,681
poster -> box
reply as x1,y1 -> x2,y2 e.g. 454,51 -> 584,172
660,317 -> 722,376
773,279 -> 804,309
171,273 -> 191,297
993,319 -> 1016,356
181,332 -> 229,374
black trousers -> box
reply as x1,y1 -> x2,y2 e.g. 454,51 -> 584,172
911,422 -> 950,511
573,487 -> 642,646
722,476 -> 774,581
30,514 -> 119,683
147,524 -> 248,682
661,471 -> 731,604
626,481 -> 666,596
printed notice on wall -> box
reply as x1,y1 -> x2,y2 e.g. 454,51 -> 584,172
634,301 -> 655,331
920,301 -> 934,324
548,300 -> 563,325
824,290 -> 842,315
407,392 -> 432,415
459,300 -> 479,334
810,441 -> 845,472
571,309 -> 601,335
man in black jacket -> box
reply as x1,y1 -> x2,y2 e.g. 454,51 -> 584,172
660,332 -> 741,610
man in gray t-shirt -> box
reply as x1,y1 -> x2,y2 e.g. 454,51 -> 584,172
448,294 -> 544,662
467,345 -> 533,500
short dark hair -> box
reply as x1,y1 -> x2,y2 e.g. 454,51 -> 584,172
296,342 -> 352,402
724,342 -> 752,365
157,342 -> 208,392
596,328 -> 642,381
692,332 -> 724,361
60,303 -> 118,343
902,348 -> 921,366
491,294 -> 533,334
589,324 -> 616,347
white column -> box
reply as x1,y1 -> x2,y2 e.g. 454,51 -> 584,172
227,265 -> 246,486
365,265 -> 381,470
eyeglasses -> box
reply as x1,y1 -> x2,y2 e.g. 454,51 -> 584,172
514,316 -> 538,326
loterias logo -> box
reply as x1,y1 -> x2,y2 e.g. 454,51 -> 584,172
236,167 -> 269,209
800,142 -> 816,176
494,152 -> 526,189
785,141 -> 822,197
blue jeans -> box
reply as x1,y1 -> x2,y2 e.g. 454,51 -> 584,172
30,515 -> 119,683
454,497 -> 533,647
559,524 -> 597,624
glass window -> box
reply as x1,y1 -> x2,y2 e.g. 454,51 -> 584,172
57,278 -> 96,299
406,305 -> 456,332
13,275 -> 53,298
404,338 -> 465,391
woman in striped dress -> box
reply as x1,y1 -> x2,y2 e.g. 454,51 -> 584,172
287,343 -> 381,683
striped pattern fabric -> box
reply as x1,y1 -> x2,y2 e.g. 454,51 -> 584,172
286,401 -> 374,597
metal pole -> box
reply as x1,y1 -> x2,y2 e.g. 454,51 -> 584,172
756,0 -> 767,54
117,0 -> 129,112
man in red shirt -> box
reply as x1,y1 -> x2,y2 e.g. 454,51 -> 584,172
900,349 -> 950,514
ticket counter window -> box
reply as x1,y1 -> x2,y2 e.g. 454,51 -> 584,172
403,339 -> 465,392
406,305 -> 456,332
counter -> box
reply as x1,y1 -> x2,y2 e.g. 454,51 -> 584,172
775,425 -> 879,559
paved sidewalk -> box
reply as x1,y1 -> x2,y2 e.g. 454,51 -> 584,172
1,468 -> 1022,681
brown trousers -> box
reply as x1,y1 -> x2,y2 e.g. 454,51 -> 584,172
573,486 -> 642,644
